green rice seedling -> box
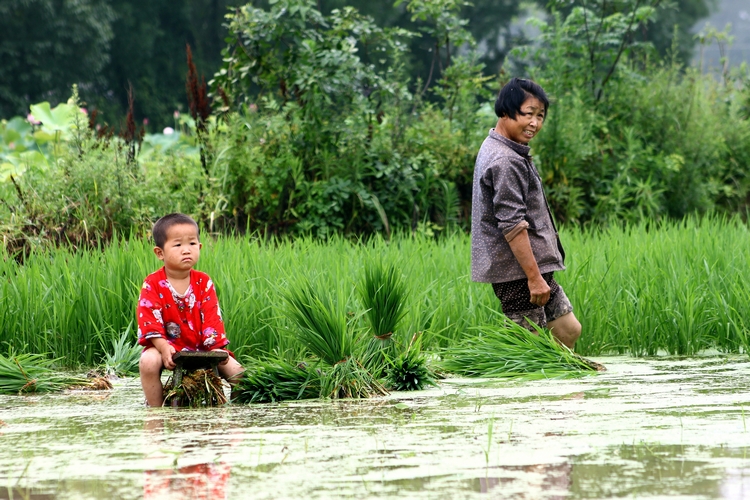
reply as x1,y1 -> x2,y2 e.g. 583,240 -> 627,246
283,277 -> 355,365
438,320 -> 601,379
5,214 -> 750,366
0,353 -> 92,394
319,356 -> 388,399
283,278 -> 386,398
358,260 -> 407,375
385,345 -> 438,391
99,324 -> 141,377
359,260 -> 408,339
233,358 -> 321,403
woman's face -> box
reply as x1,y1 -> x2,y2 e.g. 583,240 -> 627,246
498,96 -> 546,145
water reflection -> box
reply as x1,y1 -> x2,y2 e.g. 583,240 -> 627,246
476,462 -> 572,498
144,462 -> 231,500
141,416 -> 236,500
721,468 -> 750,500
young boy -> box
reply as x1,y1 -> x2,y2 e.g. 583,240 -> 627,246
471,78 -> 582,349
137,213 -> 244,407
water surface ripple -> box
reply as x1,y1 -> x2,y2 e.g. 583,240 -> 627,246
1,356 -> 749,499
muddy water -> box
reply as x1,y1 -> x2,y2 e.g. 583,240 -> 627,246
1,356 -> 749,499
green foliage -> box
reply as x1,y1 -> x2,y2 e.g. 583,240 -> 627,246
208,0 -> 490,236
234,358 -> 321,403
508,0 -> 750,225
0,0 -> 115,119
3,1 -> 746,240
438,321 -> 600,379
99,324 -> 141,377
0,91 -> 205,254
0,353 -> 89,394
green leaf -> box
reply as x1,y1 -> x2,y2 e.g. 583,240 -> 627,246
29,102 -> 83,137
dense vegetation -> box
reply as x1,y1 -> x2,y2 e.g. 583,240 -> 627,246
2,217 -> 749,369
0,0 -> 717,127
1,1 -> 749,383
1,0 -> 749,249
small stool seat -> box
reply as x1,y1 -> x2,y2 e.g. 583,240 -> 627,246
171,351 -> 228,407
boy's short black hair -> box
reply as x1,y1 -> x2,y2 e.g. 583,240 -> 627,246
494,78 -> 549,119
152,213 -> 200,248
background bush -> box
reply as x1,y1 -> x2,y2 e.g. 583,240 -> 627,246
0,0 -> 748,248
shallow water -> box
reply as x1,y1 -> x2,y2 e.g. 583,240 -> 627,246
1,356 -> 749,499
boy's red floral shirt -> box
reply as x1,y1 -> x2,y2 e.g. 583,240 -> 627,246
136,267 -> 229,352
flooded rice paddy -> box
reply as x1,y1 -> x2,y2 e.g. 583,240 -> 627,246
1,356 -> 749,499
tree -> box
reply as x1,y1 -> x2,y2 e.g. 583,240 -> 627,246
0,0 -> 115,118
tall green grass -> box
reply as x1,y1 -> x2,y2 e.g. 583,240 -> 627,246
2,215 -> 750,366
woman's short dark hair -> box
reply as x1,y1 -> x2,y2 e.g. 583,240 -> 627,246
494,78 -> 549,119
152,213 -> 200,248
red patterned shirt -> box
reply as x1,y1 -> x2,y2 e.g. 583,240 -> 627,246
136,267 -> 229,352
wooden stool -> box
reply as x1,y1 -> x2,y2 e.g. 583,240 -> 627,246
171,351 -> 228,407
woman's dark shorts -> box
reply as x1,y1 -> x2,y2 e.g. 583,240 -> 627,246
491,272 -> 573,331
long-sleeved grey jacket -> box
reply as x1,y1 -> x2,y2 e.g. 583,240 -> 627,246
471,129 -> 565,283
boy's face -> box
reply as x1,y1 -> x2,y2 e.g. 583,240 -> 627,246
154,223 -> 202,273
498,96 -> 546,145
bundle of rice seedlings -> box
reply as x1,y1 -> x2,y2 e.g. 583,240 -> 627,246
358,261 -> 408,376
233,358 -> 321,403
321,356 -> 388,399
163,369 -> 227,407
0,353 -> 94,394
385,346 -> 438,392
438,322 -> 603,379
284,278 -> 386,399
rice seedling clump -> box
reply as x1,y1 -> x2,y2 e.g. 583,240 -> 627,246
439,322 -> 603,379
0,353 -> 98,394
233,359 -> 321,403
385,348 -> 438,391
283,277 -> 387,399
163,369 -> 227,407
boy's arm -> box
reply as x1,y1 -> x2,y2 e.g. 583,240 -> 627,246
199,277 -> 230,351
136,280 -> 171,349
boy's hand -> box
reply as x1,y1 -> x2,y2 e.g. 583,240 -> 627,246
161,346 -> 177,370
152,338 -> 177,370
215,348 -> 229,365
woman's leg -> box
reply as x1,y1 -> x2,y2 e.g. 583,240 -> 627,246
547,312 -> 581,349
